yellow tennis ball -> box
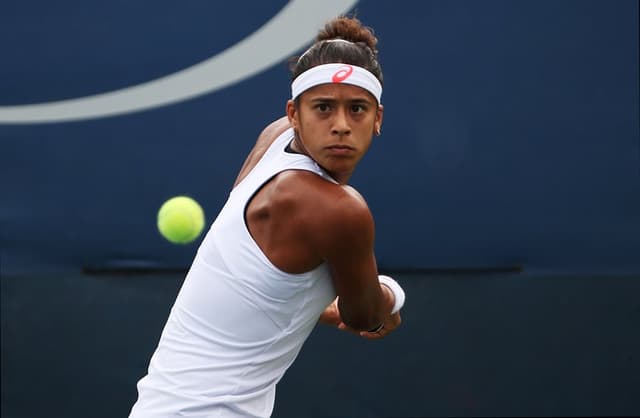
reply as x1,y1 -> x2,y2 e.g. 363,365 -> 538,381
157,196 -> 205,244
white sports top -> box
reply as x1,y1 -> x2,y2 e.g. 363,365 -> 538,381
129,128 -> 337,418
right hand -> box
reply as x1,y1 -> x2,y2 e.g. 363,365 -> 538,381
318,297 -> 402,339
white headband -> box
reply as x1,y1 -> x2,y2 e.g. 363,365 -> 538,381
291,63 -> 382,103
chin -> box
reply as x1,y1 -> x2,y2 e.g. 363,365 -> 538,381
327,166 -> 355,180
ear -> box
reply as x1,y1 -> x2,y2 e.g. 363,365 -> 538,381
286,100 -> 298,130
374,104 -> 384,136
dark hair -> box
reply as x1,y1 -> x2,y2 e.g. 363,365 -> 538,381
289,16 -> 383,85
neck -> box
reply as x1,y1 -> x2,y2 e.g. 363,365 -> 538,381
290,133 -> 351,184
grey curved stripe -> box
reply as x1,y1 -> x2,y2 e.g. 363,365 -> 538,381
0,0 -> 358,124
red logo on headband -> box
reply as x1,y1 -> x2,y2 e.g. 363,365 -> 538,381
332,65 -> 354,83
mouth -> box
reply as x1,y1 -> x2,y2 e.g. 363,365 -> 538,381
325,144 -> 356,155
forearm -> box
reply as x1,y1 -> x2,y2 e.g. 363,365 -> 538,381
339,275 -> 406,331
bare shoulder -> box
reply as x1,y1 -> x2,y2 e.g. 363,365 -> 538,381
233,117 -> 291,187
257,117 -> 292,144
273,170 -> 370,213
272,171 -> 374,248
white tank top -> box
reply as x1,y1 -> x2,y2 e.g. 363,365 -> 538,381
130,128 -> 337,418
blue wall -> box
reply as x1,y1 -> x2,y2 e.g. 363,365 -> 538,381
1,0 -> 638,275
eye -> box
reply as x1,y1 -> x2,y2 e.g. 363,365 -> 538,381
315,103 -> 331,112
351,104 -> 366,113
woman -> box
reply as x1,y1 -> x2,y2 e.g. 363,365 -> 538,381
130,15 -> 405,418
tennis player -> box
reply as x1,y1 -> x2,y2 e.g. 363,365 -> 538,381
129,15 -> 405,418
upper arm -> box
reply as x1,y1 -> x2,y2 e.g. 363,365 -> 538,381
312,187 -> 386,330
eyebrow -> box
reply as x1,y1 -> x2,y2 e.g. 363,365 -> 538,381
309,97 -> 374,105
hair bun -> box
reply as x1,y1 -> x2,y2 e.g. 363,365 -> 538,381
316,16 -> 378,55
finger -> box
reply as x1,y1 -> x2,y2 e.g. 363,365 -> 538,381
338,323 -> 368,336
359,330 -> 385,339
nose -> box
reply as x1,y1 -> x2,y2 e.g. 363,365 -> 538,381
331,107 -> 351,136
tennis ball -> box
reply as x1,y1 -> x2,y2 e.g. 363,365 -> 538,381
157,196 -> 205,244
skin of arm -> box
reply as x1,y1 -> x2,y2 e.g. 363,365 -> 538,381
244,153 -> 400,335
253,169 -> 399,332
313,185 -> 389,330
311,186 -> 401,337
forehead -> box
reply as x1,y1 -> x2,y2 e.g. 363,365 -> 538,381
301,83 -> 377,103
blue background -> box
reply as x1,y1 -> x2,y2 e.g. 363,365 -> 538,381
1,1 -> 639,417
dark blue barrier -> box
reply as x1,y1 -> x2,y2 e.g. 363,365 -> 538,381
2,272 -> 639,417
